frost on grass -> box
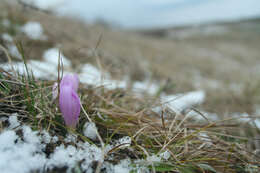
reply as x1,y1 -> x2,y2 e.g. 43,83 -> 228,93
21,21 -> 47,40
0,114 -> 140,173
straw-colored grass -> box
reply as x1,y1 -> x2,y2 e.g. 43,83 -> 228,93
0,1 -> 260,172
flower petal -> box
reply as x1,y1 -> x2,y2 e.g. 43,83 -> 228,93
59,85 -> 80,127
60,74 -> 79,92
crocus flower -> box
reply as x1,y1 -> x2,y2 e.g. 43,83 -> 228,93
60,74 -> 79,92
59,74 -> 81,128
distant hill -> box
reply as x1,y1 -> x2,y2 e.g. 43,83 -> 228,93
136,17 -> 260,38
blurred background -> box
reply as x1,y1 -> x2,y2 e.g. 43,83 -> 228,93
1,0 -> 260,118
0,0 -> 260,163
27,0 -> 260,29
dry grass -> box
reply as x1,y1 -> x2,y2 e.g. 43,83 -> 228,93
2,2 -> 259,113
1,1 -> 260,172
1,66 -> 260,173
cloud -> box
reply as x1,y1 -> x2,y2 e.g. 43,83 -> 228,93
57,0 -> 260,28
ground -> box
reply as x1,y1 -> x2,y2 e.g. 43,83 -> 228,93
0,1 -> 260,173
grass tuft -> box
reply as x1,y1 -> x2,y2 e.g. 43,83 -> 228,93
1,64 -> 260,172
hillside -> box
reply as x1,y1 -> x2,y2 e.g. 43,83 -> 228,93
0,1 -> 260,173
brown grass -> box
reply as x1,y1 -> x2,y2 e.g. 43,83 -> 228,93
0,2 -> 260,172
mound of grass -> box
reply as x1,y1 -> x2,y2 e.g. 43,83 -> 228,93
0,1 -> 259,172
0,57 -> 259,173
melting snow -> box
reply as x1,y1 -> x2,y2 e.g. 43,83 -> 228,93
187,110 -> 219,121
78,64 -> 128,90
146,155 -> 161,162
0,114 -> 139,173
8,114 -> 20,129
112,159 -> 132,173
21,21 -> 46,40
0,47 -> 71,79
231,112 -> 260,129
161,90 -> 206,114
132,81 -> 159,95
116,136 -> 131,147
254,119 -> 260,129
7,44 -> 22,59
78,64 -> 159,93
0,128 -> 46,173
1,33 -> 13,42
43,48 -> 71,67
159,151 -> 171,160
83,122 -> 98,140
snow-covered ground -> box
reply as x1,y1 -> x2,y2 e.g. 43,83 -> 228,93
0,114 -> 134,173
0,114 -> 173,173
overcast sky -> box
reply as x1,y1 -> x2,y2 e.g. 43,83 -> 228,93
28,0 -> 260,29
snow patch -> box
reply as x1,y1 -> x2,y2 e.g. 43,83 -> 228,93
159,151 -> 171,160
64,133 -> 77,143
8,114 -> 20,129
133,81 -> 159,95
161,90 -> 206,114
2,33 -> 13,42
0,114 -> 138,173
41,130 -> 52,144
21,21 -> 46,40
83,122 -> 98,140
79,63 -> 160,94
187,110 -> 219,121
78,63 -> 127,90
43,48 -> 71,67
231,112 -> 260,129
146,155 -> 161,162
254,119 -> 260,129
0,129 -> 46,173
113,159 -> 132,173
116,136 -> 131,147
0,47 -> 72,79
7,44 -> 22,59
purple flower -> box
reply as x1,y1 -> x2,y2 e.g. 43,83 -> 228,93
60,74 -> 79,92
59,74 -> 81,128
